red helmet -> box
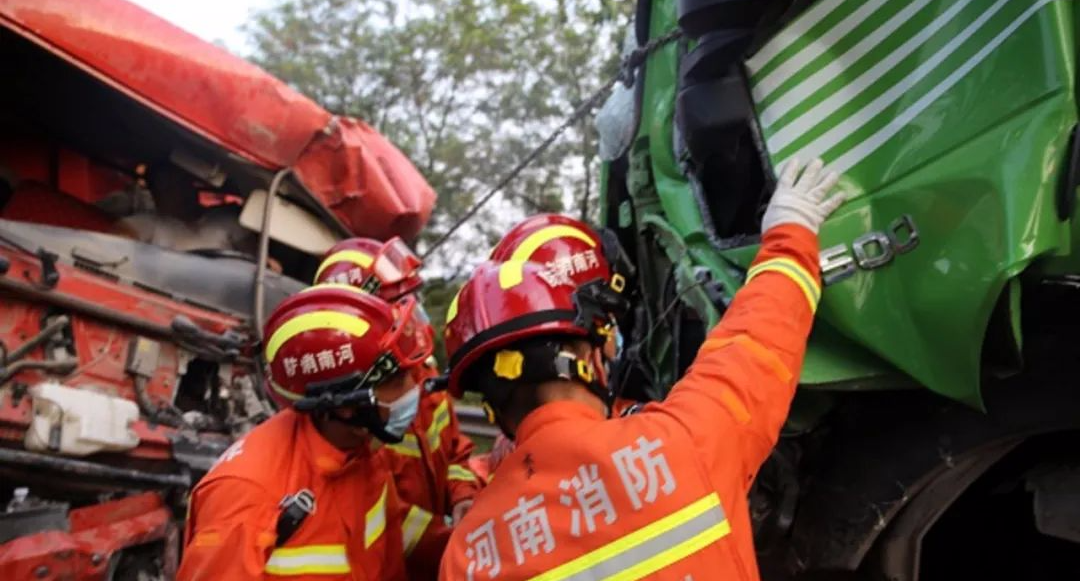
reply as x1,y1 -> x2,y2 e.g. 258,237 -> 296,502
263,286 -> 433,410
489,214 -> 618,291
444,260 -> 600,399
314,236 -> 423,301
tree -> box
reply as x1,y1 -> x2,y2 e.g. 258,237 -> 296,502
246,0 -> 631,273
246,0 -> 632,364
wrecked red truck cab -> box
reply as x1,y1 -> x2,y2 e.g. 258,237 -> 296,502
0,1 -> 435,577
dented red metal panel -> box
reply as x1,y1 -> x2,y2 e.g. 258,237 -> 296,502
0,0 -> 436,241
294,118 -> 437,243
0,492 -> 173,580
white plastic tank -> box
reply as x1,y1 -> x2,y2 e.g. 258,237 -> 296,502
24,382 -> 140,456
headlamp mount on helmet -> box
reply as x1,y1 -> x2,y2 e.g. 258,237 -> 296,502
292,355 -> 407,443
486,340 -> 611,409
293,352 -> 402,410
572,278 -> 631,345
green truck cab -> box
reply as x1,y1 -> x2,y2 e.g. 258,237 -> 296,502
600,0 -> 1080,577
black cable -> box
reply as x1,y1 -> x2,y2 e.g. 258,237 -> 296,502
644,279 -> 706,347
421,29 -> 683,260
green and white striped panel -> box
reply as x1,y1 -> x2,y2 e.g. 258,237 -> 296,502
746,0 -> 1062,179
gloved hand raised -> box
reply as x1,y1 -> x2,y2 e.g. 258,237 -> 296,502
761,158 -> 845,234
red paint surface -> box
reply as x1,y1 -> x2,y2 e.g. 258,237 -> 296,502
0,492 -> 172,580
0,0 -> 436,240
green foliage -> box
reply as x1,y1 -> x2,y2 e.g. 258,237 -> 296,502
245,0 -> 633,274
418,275 -> 463,367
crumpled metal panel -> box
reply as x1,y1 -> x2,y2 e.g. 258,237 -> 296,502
294,118 -> 436,243
0,0 -> 436,241
617,0 -> 1078,406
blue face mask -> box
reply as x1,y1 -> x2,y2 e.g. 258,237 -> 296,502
614,329 -> 625,359
381,386 -> 421,438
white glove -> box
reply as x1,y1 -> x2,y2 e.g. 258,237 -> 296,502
761,158 -> 845,234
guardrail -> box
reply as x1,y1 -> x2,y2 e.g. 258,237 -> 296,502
455,404 -> 501,439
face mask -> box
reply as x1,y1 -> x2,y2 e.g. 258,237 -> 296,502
381,386 -> 420,439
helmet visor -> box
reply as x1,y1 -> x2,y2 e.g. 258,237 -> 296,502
383,295 -> 434,368
372,237 -> 423,286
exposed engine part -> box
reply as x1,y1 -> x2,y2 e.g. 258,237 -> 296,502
1027,462 -> 1080,544
35,248 -> 59,288
170,315 -> 246,360
126,337 -> 189,429
0,315 -> 77,386
132,376 -> 188,430
24,382 -> 141,456
0,359 -> 77,385
223,363 -> 271,433
4,315 -> 70,364
125,336 -> 161,379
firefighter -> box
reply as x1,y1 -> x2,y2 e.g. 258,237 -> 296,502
438,158 -> 843,579
481,213 -> 639,476
315,236 -> 483,523
178,287 -> 448,580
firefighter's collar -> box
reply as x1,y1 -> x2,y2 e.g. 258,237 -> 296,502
515,400 -> 604,445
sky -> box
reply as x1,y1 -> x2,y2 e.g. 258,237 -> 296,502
128,0 -> 271,53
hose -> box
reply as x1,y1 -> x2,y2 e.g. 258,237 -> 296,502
6,315 -> 69,363
253,168 -> 292,343
0,359 -> 78,385
132,375 -> 191,430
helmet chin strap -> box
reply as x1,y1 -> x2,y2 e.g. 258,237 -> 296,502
483,402 -> 519,441
326,406 -> 403,444
552,350 -> 613,413
294,354 -> 408,444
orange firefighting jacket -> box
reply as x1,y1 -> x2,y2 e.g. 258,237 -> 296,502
179,409 -> 449,581
439,224 -> 821,580
382,386 -> 484,518
480,398 -> 642,479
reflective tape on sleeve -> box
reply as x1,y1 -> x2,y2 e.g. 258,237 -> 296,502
527,493 -> 730,581
265,544 -> 351,576
745,257 -> 821,312
386,434 -> 422,459
448,463 -> 479,482
401,505 -> 434,556
426,400 -> 451,451
364,484 -> 388,548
